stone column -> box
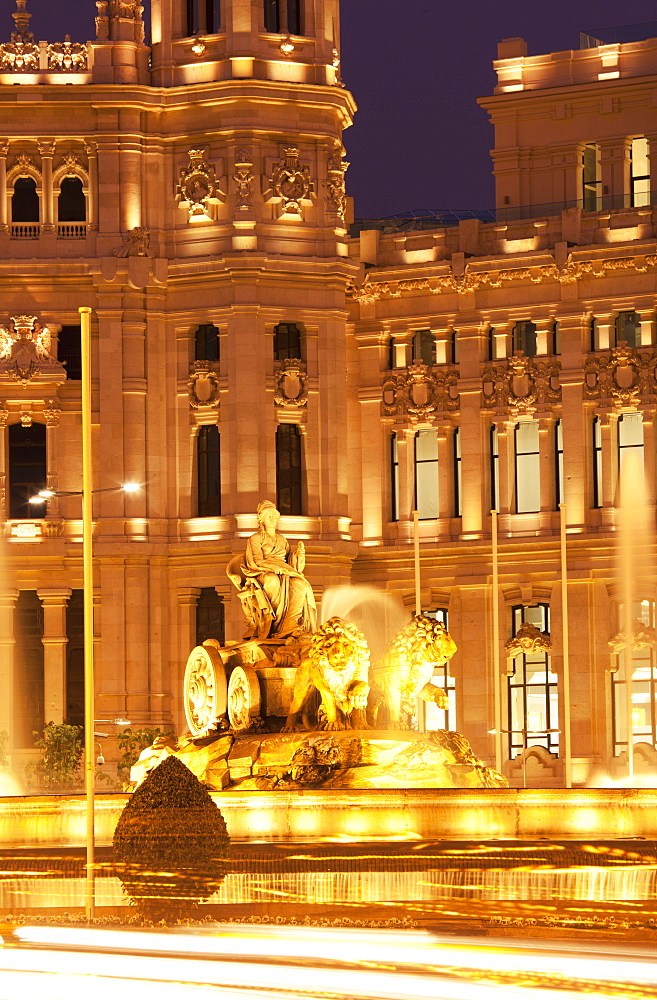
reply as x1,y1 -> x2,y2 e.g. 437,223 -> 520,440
600,411 -> 617,509
0,139 -> 9,232
0,403 -> 8,519
84,140 -> 98,231
494,323 -> 511,360
534,318 -> 554,357
636,307 -> 654,347
436,422 -> 453,522
495,419 -> 514,514
398,428 -> 415,522
643,410 -> 656,507
599,138 -> 631,210
0,591 -> 19,751
38,589 -> 72,725
38,139 -> 56,233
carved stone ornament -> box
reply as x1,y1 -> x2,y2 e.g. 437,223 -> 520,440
188,361 -> 220,409
57,151 -> 84,173
47,36 -> 88,71
113,227 -> 156,258
608,620 -> 657,655
325,145 -> 349,222
505,622 -> 552,658
233,149 -> 255,210
0,2 -> 38,70
43,399 -> 61,426
265,147 -> 314,217
106,0 -> 145,41
0,316 -> 66,387
183,643 -> 228,736
382,362 -> 459,422
584,342 -> 657,410
176,148 -> 221,222
11,152 -> 37,175
95,1 -> 110,39
274,358 -> 308,407
482,352 -> 561,417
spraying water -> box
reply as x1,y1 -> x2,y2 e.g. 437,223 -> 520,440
0,529 -> 22,795
320,585 -> 410,662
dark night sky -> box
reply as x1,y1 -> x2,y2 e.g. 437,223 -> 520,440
18,0 -> 657,216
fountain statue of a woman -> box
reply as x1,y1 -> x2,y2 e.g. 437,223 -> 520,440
227,500 -> 317,640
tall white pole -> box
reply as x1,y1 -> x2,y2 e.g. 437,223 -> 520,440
80,305 -> 95,921
491,509 -> 502,774
559,503 -> 572,789
413,509 -> 421,616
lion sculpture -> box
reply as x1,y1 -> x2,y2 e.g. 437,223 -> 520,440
369,614 -> 456,730
284,617 -> 370,732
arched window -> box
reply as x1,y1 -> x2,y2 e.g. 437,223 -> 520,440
276,423 -> 303,515
508,603 -> 558,760
57,177 -> 86,223
264,0 -> 280,32
196,425 -> 221,517
14,591 -> 44,748
12,176 -> 39,223
582,143 -> 601,211
273,322 -> 302,361
8,422 -> 47,519
194,323 -> 219,364
514,420 -> 540,514
412,329 -> 435,366
615,310 -> 641,348
630,137 -> 650,208
512,320 -> 536,357
196,587 -> 225,646
414,428 -> 438,519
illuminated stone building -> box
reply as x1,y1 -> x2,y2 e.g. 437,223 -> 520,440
1,2 -> 656,786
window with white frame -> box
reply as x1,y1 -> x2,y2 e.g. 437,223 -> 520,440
612,600 -> 657,756
514,420 -> 540,514
507,604 -> 559,759
422,609 -> 456,731
453,426 -> 462,517
630,137 -> 650,208
414,428 -> 439,519
592,416 -> 603,508
390,432 -> 399,522
618,411 -> 644,485
615,310 -> 642,348
555,419 -> 564,509
582,143 -> 601,211
512,320 -> 536,357
412,329 -> 435,366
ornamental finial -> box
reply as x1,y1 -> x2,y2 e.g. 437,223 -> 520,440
11,0 -> 33,43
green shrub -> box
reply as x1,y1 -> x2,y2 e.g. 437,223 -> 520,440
26,722 -> 83,791
116,726 -> 175,785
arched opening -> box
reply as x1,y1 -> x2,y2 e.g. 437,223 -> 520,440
58,176 -> 86,222
11,176 -> 39,223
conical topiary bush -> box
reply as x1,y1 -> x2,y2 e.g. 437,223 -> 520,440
113,755 -> 230,918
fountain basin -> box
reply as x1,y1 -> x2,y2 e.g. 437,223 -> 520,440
3,788 -> 657,848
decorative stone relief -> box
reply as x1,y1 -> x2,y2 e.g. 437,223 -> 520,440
505,622 -> 552,658
20,411 -> 32,426
233,149 -> 254,210
188,361 -> 220,409
47,37 -> 88,71
265,147 -> 314,218
0,1 -> 38,71
113,227 -> 156,258
274,359 -> 308,407
0,316 -> 66,387
325,146 -> 349,222
382,362 -> 459,422
43,399 -> 61,426
11,152 -> 38,175
482,352 -> 561,417
107,0 -> 145,41
56,151 -> 85,173
608,620 -> 657,655
95,1 -> 110,39
176,149 -> 223,222
0,405 -> 8,426
584,343 -> 657,410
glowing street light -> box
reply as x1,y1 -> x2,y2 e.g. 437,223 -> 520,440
28,483 -> 141,504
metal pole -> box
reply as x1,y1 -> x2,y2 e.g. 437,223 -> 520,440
80,305 -> 95,921
559,504 -> 573,788
413,509 -> 421,616
491,509 -> 503,774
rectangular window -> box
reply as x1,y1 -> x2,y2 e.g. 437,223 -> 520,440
414,428 -> 439,519
590,316 -> 598,352
552,321 -> 561,355
14,591 -> 44,748
490,425 -> 500,512
58,324 -> 82,380
390,432 -> 399,522
9,422 -> 47,519
631,137 -> 650,208
592,417 -> 603,508
555,419 -> 564,509
276,423 -> 303,515
616,311 -> 641,348
197,425 -> 221,517
612,600 -> 657,757
512,321 -> 536,357
412,330 -> 435,366
196,588 -> 225,646
264,0 -> 280,32
508,604 -> 559,760
618,411 -> 644,485
186,0 -> 199,35
453,427 -> 462,517
515,420 -> 540,514
451,329 -> 459,365
287,0 -> 302,34
66,590 -> 84,729
582,143 -> 601,211
488,327 -> 496,361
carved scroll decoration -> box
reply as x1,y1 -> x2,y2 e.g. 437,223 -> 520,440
325,145 -> 349,222
584,343 -> 657,410
382,362 -> 459,422
233,149 -> 254,210
188,361 -> 220,409
482,352 -> 561,418
608,621 -> 657,655
505,622 -> 552,658
274,359 -> 308,407
113,227 -> 156,258
47,37 -> 88,71
176,148 -> 222,222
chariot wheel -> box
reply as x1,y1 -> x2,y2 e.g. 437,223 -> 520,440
227,664 -> 262,732
183,643 -> 228,736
